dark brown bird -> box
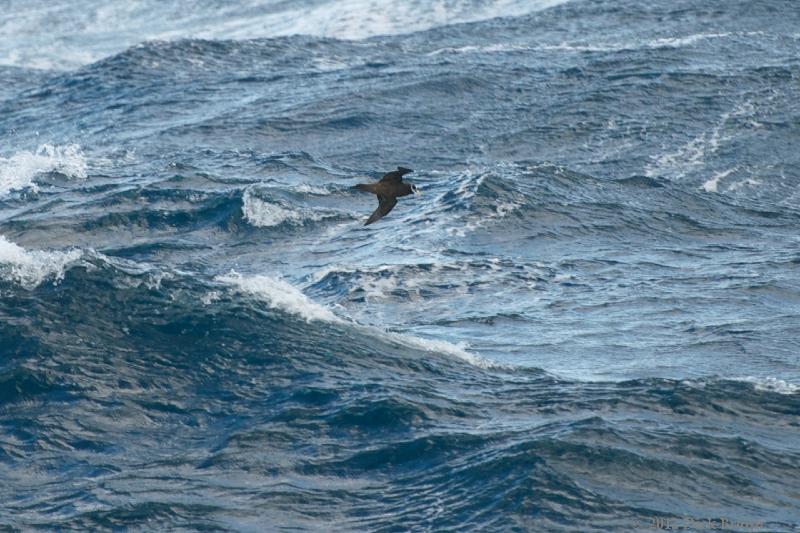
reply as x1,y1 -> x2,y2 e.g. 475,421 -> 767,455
354,167 -> 420,225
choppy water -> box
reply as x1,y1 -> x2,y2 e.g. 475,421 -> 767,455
1,0 -> 799,531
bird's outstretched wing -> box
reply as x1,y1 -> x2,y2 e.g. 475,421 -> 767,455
379,169 -> 403,183
365,195 -> 397,225
379,167 -> 412,183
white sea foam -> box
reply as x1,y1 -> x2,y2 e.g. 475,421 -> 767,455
538,42 -> 621,52
0,0 -> 571,70
242,188 -> 338,228
511,32 -> 764,59
733,376 -> 800,395
313,263 -> 425,300
495,200 -> 521,218
646,132 -> 720,180
647,99 -> 761,182
215,270 -> 495,367
726,178 -> 762,192
201,290 -> 222,305
145,270 -> 174,291
384,331 -> 498,369
0,235 -> 82,288
646,33 -> 733,49
428,43 -> 533,56
216,270 -> 342,323
701,168 -> 735,193
0,144 -> 87,196
0,5 -> 763,71
443,169 -> 523,237
555,32 -> 761,53
292,183 -> 330,195
242,190 -> 302,227
178,0 -> 571,42
354,274 -> 400,301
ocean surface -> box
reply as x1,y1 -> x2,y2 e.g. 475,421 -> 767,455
1,0 -> 799,531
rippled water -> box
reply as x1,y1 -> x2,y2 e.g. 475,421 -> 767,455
1,0 -> 799,530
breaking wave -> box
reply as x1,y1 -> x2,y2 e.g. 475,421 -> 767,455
0,144 -> 87,196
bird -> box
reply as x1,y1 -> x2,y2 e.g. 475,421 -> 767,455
354,166 -> 420,225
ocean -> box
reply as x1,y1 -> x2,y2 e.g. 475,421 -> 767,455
1,0 -> 799,531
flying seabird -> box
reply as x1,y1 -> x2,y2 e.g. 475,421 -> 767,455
354,167 -> 419,225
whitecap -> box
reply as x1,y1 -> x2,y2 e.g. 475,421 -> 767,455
0,144 -> 88,196
733,376 -> 799,395
533,32 -> 761,56
646,33 -> 733,49
241,188 -> 340,228
201,290 -> 222,306
646,31 -> 764,49
215,270 -> 342,323
242,190 -> 302,227
0,235 -> 82,289
215,269 -> 497,368
427,43 -> 533,56
701,168 -> 735,193
0,0 -> 571,70
190,0 -> 572,42
383,331 -> 500,369
360,275 -> 400,301
291,183 -> 331,195
726,178 -> 762,192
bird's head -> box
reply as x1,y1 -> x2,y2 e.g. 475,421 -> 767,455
410,183 -> 421,195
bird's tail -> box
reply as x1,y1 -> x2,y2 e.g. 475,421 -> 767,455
354,183 -> 377,193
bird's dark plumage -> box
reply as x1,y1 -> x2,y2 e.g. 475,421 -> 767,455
380,166 -> 413,183
354,167 -> 418,225
365,195 -> 397,225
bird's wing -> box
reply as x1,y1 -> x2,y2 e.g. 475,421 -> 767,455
379,169 -> 403,183
364,195 -> 397,225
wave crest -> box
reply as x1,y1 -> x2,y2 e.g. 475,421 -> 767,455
214,270 -> 496,368
0,144 -> 87,196
0,235 -> 82,289
241,188 -> 343,228
215,270 -> 342,323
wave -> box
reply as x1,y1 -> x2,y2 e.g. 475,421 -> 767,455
427,43 -> 535,56
701,168 -> 736,193
424,161 -> 793,243
730,376 -> 800,395
216,270 -> 342,323
0,247 -> 797,530
0,144 -> 87,196
241,187 -> 345,228
214,269 -> 495,368
427,31 -> 767,57
0,235 -> 82,288
355,165 -> 532,240
308,258 -> 550,305
1,0 -> 572,71
644,97 -> 767,186
383,330 -> 493,369
242,190 -> 307,228
55,183 -> 345,239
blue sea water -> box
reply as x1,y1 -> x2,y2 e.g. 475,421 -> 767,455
1,0 -> 799,530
